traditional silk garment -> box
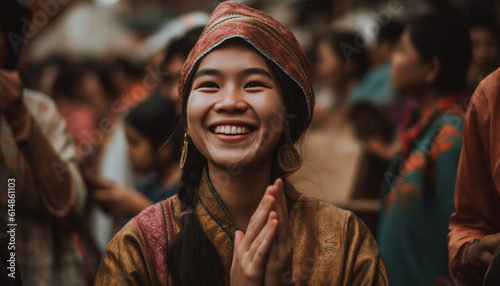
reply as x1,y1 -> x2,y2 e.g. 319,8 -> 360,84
448,68 -> 500,286
96,170 -> 388,285
378,94 -> 466,286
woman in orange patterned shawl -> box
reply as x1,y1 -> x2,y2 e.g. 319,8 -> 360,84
95,2 -> 388,285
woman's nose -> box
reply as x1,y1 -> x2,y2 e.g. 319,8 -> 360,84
213,85 -> 249,113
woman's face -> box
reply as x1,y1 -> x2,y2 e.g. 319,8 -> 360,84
470,27 -> 499,71
162,55 -> 185,103
125,124 -> 155,174
391,28 -> 434,95
186,41 -> 284,171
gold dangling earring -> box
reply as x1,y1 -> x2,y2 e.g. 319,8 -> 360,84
278,127 -> 302,173
180,133 -> 188,169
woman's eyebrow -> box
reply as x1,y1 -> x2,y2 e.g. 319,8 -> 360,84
241,68 -> 273,79
193,68 -> 222,80
193,67 -> 273,80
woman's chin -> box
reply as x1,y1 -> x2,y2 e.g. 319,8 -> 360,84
207,152 -> 269,172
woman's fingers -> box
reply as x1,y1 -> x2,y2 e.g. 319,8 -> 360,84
273,178 -> 290,243
247,211 -> 277,259
231,219 -> 278,286
240,187 -> 276,251
233,231 -> 245,254
233,179 -> 284,262
252,215 -> 278,270
230,179 -> 288,286
262,178 -> 293,286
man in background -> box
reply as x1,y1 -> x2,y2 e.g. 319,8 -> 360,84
0,1 -> 99,285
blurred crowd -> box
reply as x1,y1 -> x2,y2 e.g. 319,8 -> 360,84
1,0 -> 500,285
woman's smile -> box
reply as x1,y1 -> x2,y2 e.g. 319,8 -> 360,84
212,125 -> 254,135
186,40 -> 284,169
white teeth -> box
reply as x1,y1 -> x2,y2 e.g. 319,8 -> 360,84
213,125 -> 252,135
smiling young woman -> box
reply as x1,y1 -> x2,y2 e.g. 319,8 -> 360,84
95,2 -> 388,285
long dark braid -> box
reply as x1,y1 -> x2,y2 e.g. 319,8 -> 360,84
166,139 -> 225,286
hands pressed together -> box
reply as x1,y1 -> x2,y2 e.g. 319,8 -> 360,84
231,178 -> 294,286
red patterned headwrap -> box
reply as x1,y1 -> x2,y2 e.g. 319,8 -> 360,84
178,1 -> 315,124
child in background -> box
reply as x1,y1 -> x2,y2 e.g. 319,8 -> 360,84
93,95 -> 182,218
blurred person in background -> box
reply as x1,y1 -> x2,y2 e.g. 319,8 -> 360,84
314,30 -> 370,119
351,21 -> 404,108
369,21 -> 404,69
29,56 -> 69,97
351,23 -> 405,180
0,0 -> 100,285
345,22 -> 404,220
447,66 -> 500,286
109,57 -> 147,110
89,27 -> 202,251
347,21 -> 404,168
158,27 -> 204,106
349,102 -> 394,198
461,2 -> 500,94
79,60 -> 122,122
289,31 -> 369,210
93,95 -> 182,221
88,57 -> 148,251
378,11 -> 471,286
51,62 -> 98,149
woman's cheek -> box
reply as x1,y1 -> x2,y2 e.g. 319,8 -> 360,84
186,94 -> 208,124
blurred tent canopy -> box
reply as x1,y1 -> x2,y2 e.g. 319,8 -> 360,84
23,0 -> 489,63
136,11 -> 209,60
28,2 -> 135,61
25,0 -> 210,62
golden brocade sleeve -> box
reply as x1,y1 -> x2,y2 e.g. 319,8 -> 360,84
341,212 -> 389,286
95,221 -> 158,286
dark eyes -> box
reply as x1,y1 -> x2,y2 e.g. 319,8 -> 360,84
196,81 -> 267,89
199,82 -> 219,88
245,81 -> 266,88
